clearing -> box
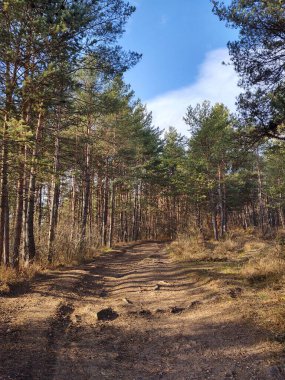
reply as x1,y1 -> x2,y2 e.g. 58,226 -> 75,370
0,242 -> 284,380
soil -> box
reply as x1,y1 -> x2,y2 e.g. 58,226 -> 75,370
0,242 -> 285,380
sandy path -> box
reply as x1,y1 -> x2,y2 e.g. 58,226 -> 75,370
0,242 -> 284,380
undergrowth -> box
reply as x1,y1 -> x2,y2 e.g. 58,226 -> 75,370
170,229 -> 285,283
169,230 -> 247,262
170,228 -> 285,333
0,265 -> 41,295
241,243 -> 285,285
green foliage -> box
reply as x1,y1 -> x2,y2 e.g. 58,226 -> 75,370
264,143 -> 285,209
212,0 -> 285,140
159,127 -> 187,194
185,102 -> 235,198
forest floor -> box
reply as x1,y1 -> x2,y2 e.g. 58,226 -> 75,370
0,241 -> 285,380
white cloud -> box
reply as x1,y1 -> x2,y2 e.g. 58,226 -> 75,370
146,48 -> 240,136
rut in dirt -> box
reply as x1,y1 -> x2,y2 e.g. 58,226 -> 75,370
0,241 -> 285,380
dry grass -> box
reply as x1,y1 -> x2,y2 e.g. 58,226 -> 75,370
170,230 -> 285,334
258,303 -> 285,333
243,240 -> 267,253
170,229 -> 281,263
0,265 -> 41,295
241,244 -> 285,284
235,283 -> 285,334
171,231 -> 285,283
169,231 -> 246,262
35,223 -> 99,267
168,234 -> 210,261
212,238 -> 241,257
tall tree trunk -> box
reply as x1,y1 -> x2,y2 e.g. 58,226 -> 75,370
102,176 -> 109,246
15,97 -> 31,266
80,121 -> 91,250
0,115 -> 10,266
47,181 -> 60,263
108,181 -> 115,248
0,33 -> 19,266
3,194 -> 10,266
48,125 -> 60,263
12,164 -> 24,268
25,110 -> 43,265
132,184 -> 139,241
210,190 -> 219,240
38,185 -> 43,232
279,206 -> 285,229
70,174 -> 77,240
195,201 -> 202,234
256,152 -> 265,234
217,163 -> 226,238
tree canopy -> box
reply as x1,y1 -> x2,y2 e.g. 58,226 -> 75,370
212,0 -> 285,140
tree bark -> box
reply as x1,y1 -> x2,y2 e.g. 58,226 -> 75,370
12,165 -> 24,268
80,120 -> 91,251
25,110 -> 43,265
0,115 -> 10,266
48,124 -> 61,263
108,181 -> 115,248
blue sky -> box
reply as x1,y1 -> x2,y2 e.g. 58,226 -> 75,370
121,0 -> 240,134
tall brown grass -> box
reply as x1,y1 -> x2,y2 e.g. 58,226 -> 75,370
170,229 -> 285,286
169,232 -> 244,261
0,265 -> 41,295
242,243 -> 285,284
168,234 -> 209,261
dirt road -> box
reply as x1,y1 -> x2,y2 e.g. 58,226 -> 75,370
0,242 -> 284,380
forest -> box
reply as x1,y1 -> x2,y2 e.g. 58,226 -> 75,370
0,0 -> 284,270
1,1 -> 285,379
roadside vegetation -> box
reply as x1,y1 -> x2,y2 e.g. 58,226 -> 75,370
169,228 -> 285,335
